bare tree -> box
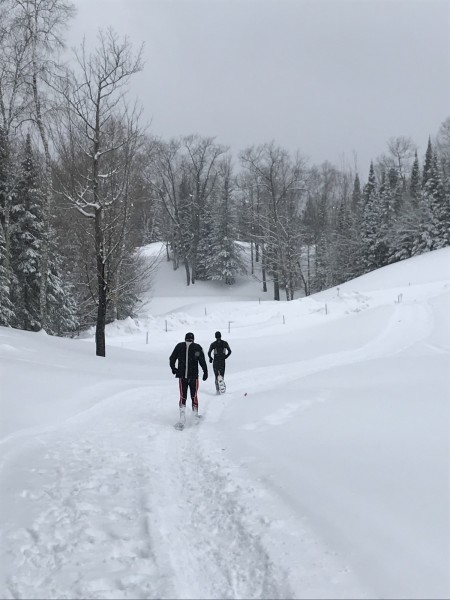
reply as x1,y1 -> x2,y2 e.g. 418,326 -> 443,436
53,29 -> 144,356
240,142 -> 308,300
387,136 -> 417,188
146,135 -> 227,285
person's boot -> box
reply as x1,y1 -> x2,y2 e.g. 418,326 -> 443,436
179,406 -> 186,424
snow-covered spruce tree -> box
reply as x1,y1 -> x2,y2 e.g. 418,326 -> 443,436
333,197 -> 360,284
45,239 -> 79,335
422,137 -> 434,188
362,162 -> 388,272
205,158 -> 246,285
346,172 -> 365,278
195,198 -> 215,280
426,153 -> 450,249
409,151 -> 421,208
412,140 -> 442,255
11,0 -> 76,331
9,134 -> 44,331
0,127 -> 14,325
0,221 -> 14,325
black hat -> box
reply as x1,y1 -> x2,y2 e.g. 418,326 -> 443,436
215,331 -> 221,339
185,332 -> 195,341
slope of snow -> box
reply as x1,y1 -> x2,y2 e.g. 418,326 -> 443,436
1,244 -> 449,599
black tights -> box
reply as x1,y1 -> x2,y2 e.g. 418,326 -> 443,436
178,377 -> 199,410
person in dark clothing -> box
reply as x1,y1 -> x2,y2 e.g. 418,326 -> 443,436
208,331 -> 232,393
169,332 -> 208,423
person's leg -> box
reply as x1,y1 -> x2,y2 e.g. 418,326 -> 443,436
215,359 -> 225,378
188,378 -> 199,412
215,359 -> 226,392
213,363 -> 220,392
179,378 -> 188,407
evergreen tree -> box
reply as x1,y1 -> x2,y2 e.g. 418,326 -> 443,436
362,162 -> 383,271
206,161 -> 246,285
45,233 -> 79,335
0,127 -> 14,325
409,151 -> 421,207
10,135 -> 44,331
351,173 -> 362,215
426,153 -> 450,249
422,137 -> 433,187
0,221 -> 14,325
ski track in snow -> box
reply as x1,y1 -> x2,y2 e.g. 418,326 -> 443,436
1,285 -> 444,599
1,389 -> 294,600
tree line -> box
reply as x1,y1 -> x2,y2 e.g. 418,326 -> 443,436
1,0 -> 449,356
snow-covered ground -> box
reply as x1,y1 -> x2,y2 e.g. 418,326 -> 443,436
1,243 -> 449,599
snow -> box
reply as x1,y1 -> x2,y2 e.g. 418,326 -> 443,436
1,243 -> 449,600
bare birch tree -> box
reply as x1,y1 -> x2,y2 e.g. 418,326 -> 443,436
53,29 -> 144,356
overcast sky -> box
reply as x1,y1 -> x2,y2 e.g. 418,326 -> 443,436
67,0 -> 450,177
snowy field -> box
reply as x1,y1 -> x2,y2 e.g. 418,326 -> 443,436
1,243 -> 449,600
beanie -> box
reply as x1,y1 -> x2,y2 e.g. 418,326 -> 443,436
185,332 -> 195,342
215,331 -> 221,339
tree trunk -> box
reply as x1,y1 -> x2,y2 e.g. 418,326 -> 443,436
32,52 -> 52,331
95,207 -> 106,357
273,262 -> 280,300
184,257 -> 191,285
261,244 -> 267,293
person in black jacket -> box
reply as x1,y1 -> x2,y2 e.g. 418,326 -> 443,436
169,332 -> 208,423
208,331 -> 232,393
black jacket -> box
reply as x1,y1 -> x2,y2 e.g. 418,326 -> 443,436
208,339 -> 232,362
170,341 -> 208,379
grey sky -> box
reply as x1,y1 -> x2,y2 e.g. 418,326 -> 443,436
67,0 -> 450,176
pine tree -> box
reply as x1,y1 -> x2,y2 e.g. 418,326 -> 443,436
362,162 -> 384,271
45,232 -> 79,335
409,151 -> 421,207
10,135 -> 44,331
351,173 -> 362,215
426,153 -> 450,249
422,137 -> 434,187
0,127 -> 14,325
0,221 -> 14,325
206,162 -> 246,285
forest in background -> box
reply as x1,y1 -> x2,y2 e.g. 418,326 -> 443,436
1,0 -> 449,356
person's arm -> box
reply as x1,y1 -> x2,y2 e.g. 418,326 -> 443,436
199,346 -> 208,378
169,344 -> 179,373
225,341 -> 232,358
207,342 -> 214,362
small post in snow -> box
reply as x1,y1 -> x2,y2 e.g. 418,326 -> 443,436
283,314 -> 285,324
397,293 -> 403,304
337,287 -> 340,297
205,307 -> 207,315
228,321 -> 231,333
165,320 -> 168,332
325,304 -> 328,315
146,332 -> 148,344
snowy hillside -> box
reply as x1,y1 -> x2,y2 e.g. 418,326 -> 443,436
1,245 -> 449,600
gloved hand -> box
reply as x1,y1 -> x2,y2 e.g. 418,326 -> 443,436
209,357 -> 212,363
172,368 -> 177,376
202,372 -> 208,381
